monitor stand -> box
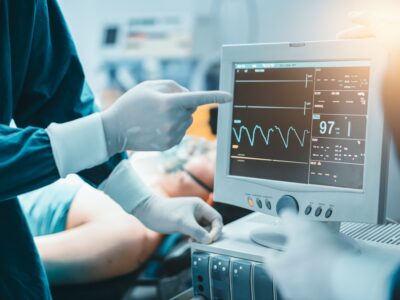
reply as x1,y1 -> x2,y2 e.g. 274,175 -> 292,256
250,221 -> 341,251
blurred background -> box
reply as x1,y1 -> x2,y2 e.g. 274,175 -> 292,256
58,0 -> 399,140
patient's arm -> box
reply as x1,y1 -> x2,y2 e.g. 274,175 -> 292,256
34,151 -> 215,285
35,185 -> 162,285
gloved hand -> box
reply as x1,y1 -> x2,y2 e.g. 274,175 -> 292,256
133,195 -> 223,244
46,80 -> 231,178
264,211 -> 400,300
337,11 -> 400,50
101,80 -> 232,155
99,160 -> 222,244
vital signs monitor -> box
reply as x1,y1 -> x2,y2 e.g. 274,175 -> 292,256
215,40 -> 394,227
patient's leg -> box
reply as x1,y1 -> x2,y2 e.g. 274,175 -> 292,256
35,184 -> 162,285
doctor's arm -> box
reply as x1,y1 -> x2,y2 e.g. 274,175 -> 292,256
0,126 -> 60,199
10,0 -> 228,189
11,0 -> 125,191
8,0 -> 229,244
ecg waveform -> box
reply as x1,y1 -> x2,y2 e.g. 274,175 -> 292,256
232,124 -> 311,149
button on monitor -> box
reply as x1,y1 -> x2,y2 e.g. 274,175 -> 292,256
265,200 -> 272,210
325,208 -> 333,218
305,206 -> 312,215
256,198 -> 263,208
247,197 -> 254,207
315,207 -> 322,217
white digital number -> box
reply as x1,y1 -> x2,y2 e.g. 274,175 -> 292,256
320,120 -> 335,135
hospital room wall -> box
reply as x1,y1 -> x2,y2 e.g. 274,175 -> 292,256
58,0 -> 392,93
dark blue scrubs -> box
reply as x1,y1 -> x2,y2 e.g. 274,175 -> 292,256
0,0 -> 125,298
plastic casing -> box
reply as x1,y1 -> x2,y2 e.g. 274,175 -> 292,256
215,40 -> 388,223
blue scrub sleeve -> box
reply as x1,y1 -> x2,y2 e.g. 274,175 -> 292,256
0,0 -> 125,201
0,125 -> 59,200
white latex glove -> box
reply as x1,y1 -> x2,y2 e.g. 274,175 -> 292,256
134,195 -> 223,244
99,160 -> 222,244
264,211 -> 400,300
337,11 -> 400,51
46,81 -> 231,177
101,80 -> 232,155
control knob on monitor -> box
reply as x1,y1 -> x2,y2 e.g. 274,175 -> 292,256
276,195 -> 299,216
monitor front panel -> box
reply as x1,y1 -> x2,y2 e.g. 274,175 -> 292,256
229,61 -> 370,190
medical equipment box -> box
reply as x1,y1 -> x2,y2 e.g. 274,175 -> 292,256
191,213 -> 400,300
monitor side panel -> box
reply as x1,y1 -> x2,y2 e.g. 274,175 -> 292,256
385,139 -> 400,222
215,40 -> 388,223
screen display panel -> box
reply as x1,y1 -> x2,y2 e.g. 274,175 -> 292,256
229,61 -> 370,189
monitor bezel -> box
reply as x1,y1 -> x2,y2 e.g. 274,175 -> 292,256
215,40 -> 388,223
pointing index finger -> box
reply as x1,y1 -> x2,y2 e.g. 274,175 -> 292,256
172,91 -> 232,109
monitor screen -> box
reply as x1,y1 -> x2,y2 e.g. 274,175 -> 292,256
229,61 -> 370,189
